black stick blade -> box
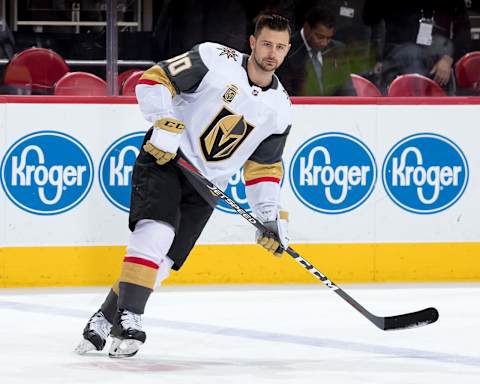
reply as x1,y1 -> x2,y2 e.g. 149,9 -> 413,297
382,307 -> 439,331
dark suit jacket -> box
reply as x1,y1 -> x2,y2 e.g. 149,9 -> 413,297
276,31 -> 354,96
363,0 -> 471,61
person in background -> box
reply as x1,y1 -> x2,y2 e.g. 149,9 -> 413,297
363,0 -> 471,94
294,0 -> 369,45
465,0 -> 480,51
0,18 -> 14,60
0,18 -> 17,94
276,6 -> 354,96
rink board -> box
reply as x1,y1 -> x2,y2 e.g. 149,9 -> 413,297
1,243 -> 480,287
1,96 -> 480,287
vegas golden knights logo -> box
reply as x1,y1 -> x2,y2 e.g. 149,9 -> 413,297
200,107 -> 254,161
222,84 -> 238,103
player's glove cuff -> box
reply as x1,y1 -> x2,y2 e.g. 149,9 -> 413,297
154,117 -> 185,134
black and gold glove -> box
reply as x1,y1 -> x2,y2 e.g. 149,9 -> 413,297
143,117 -> 185,165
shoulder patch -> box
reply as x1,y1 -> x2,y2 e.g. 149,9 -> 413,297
217,46 -> 239,61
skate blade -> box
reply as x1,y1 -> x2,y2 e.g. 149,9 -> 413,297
108,338 -> 143,358
74,339 -> 97,355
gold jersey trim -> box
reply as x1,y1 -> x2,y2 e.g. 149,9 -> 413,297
243,160 -> 283,182
140,65 -> 177,97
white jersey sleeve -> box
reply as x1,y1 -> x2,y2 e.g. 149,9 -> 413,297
244,123 -> 291,221
135,44 -> 211,122
135,42 -> 244,121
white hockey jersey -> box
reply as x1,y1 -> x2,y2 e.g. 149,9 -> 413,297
137,42 -> 292,192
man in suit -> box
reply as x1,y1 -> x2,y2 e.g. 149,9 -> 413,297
0,18 -> 14,59
276,6 -> 354,96
363,0 -> 471,94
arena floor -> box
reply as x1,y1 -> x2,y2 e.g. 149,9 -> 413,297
1,283 -> 478,383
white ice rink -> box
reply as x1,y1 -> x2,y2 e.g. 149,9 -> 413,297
1,283 -> 479,384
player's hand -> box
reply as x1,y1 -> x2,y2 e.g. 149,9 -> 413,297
430,55 -> 453,87
143,117 -> 185,165
143,141 -> 177,165
256,210 -> 289,257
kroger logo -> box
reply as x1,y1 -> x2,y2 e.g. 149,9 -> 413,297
382,133 -> 468,214
289,133 -> 377,214
99,132 -> 145,212
217,164 -> 285,214
1,131 -> 93,215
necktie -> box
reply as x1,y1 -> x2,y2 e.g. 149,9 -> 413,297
309,50 -> 324,95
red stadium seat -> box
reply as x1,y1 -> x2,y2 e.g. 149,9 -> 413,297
387,74 -> 446,97
455,51 -> 480,91
350,74 -> 382,96
54,72 -> 107,96
118,68 -> 142,89
121,70 -> 144,96
4,47 -> 69,93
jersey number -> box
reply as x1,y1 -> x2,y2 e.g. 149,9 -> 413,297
166,52 -> 192,76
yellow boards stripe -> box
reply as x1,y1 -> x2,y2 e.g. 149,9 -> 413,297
1,243 -> 480,287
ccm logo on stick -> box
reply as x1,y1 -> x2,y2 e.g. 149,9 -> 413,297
382,133 -> 469,214
1,131 -> 93,215
289,132 -> 377,214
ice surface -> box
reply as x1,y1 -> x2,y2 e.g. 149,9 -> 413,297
1,283 -> 479,384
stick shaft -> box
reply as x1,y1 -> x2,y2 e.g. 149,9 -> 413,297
175,157 -> 438,331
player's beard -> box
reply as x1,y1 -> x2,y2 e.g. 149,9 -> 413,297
253,52 -> 278,73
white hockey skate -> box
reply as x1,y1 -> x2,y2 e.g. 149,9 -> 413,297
75,309 -> 112,355
108,309 -> 146,358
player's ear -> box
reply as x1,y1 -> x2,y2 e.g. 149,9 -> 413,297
249,35 -> 256,51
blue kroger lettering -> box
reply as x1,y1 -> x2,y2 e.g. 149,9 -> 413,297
382,133 -> 468,214
1,131 -> 93,215
299,147 -> 371,203
290,133 -> 377,214
109,146 -> 138,186
11,146 -> 87,204
99,132 -> 145,212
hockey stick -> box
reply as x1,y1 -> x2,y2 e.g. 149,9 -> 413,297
176,157 -> 439,331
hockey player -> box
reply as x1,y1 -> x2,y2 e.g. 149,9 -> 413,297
75,14 -> 292,358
